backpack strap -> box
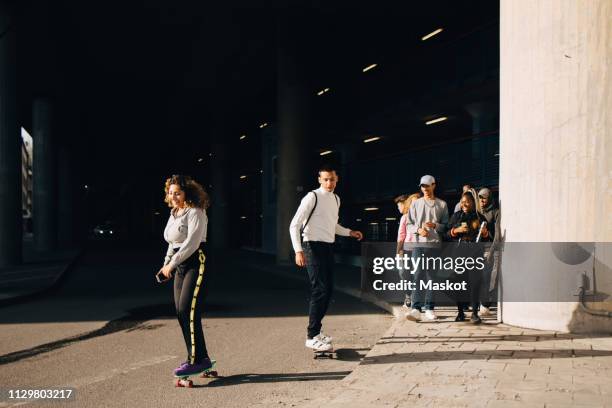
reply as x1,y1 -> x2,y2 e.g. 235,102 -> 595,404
301,191 -> 318,232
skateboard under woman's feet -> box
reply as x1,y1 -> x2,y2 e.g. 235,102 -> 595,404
174,360 -> 217,387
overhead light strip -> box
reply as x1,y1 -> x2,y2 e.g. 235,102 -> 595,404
422,28 -> 443,41
362,63 -> 378,73
425,116 -> 447,125
363,136 -> 381,143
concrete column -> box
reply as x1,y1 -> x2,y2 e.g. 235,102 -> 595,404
0,3 -> 21,267
32,97 -> 58,252
57,147 -> 75,247
276,18 -> 313,264
210,141 -> 230,250
500,0 -> 611,332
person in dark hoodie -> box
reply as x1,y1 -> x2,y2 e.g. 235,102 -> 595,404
446,189 -> 489,324
477,188 -> 500,316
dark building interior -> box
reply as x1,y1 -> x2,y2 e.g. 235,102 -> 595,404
8,0 -> 500,261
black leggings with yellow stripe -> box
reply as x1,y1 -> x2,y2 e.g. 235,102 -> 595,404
173,246 -> 208,364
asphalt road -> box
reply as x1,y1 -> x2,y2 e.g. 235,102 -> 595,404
0,246 -> 391,408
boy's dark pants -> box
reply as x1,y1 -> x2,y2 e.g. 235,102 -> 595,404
303,241 -> 334,339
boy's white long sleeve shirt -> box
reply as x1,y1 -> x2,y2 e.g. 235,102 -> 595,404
289,187 -> 351,253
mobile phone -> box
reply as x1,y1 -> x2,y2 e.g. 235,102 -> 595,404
155,271 -> 170,283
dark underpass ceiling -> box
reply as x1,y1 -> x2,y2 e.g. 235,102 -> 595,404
15,0 -> 499,215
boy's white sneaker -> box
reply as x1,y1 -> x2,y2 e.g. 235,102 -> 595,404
405,308 -> 421,321
305,338 -> 333,352
314,333 -> 332,344
423,310 -> 437,321
480,306 -> 491,316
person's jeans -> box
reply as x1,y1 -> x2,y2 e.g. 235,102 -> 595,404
398,250 -> 413,305
411,247 -> 439,311
303,241 -> 335,339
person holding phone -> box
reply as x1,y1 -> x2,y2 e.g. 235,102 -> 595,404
157,174 -> 213,378
405,175 -> 449,322
446,190 -> 488,324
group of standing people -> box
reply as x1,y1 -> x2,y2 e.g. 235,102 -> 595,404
394,177 -> 500,324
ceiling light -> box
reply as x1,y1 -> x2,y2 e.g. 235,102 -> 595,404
364,207 -> 379,211
422,28 -> 443,41
317,88 -> 330,96
385,217 -> 397,221
425,116 -> 447,125
259,123 -> 268,128
320,150 -> 333,156
363,136 -> 381,143
240,135 -> 246,140
362,63 -> 378,72
197,158 -> 204,162
240,175 -> 247,179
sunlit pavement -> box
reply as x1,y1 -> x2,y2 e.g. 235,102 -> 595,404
300,310 -> 612,408
0,248 -> 391,408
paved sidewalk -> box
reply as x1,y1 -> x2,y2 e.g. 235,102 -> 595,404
301,309 -> 612,408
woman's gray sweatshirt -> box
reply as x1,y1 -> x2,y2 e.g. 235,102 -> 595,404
163,207 -> 208,268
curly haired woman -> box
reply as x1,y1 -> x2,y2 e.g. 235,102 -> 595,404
157,174 -> 214,377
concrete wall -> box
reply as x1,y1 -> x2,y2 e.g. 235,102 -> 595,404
500,0 -> 611,332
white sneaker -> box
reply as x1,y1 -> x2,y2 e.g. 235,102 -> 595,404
314,333 -> 332,344
480,306 -> 491,316
405,308 -> 421,321
401,303 -> 411,316
305,338 -> 333,352
423,310 -> 437,321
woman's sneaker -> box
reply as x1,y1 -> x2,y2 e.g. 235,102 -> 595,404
173,361 -> 190,375
305,337 -> 333,352
174,358 -> 214,377
405,308 -> 421,321
471,313 -> 482,325
423,310 -> 437,321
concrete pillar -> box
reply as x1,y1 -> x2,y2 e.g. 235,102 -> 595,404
32,97 -> 58,252
276,18 -> 313,264
500,0 -> 611,332
210,141 -> 230,250
0,2 -> 21,267
58,147 -> 75,247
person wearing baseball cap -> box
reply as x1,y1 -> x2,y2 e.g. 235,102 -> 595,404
404,175 -> 449,322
